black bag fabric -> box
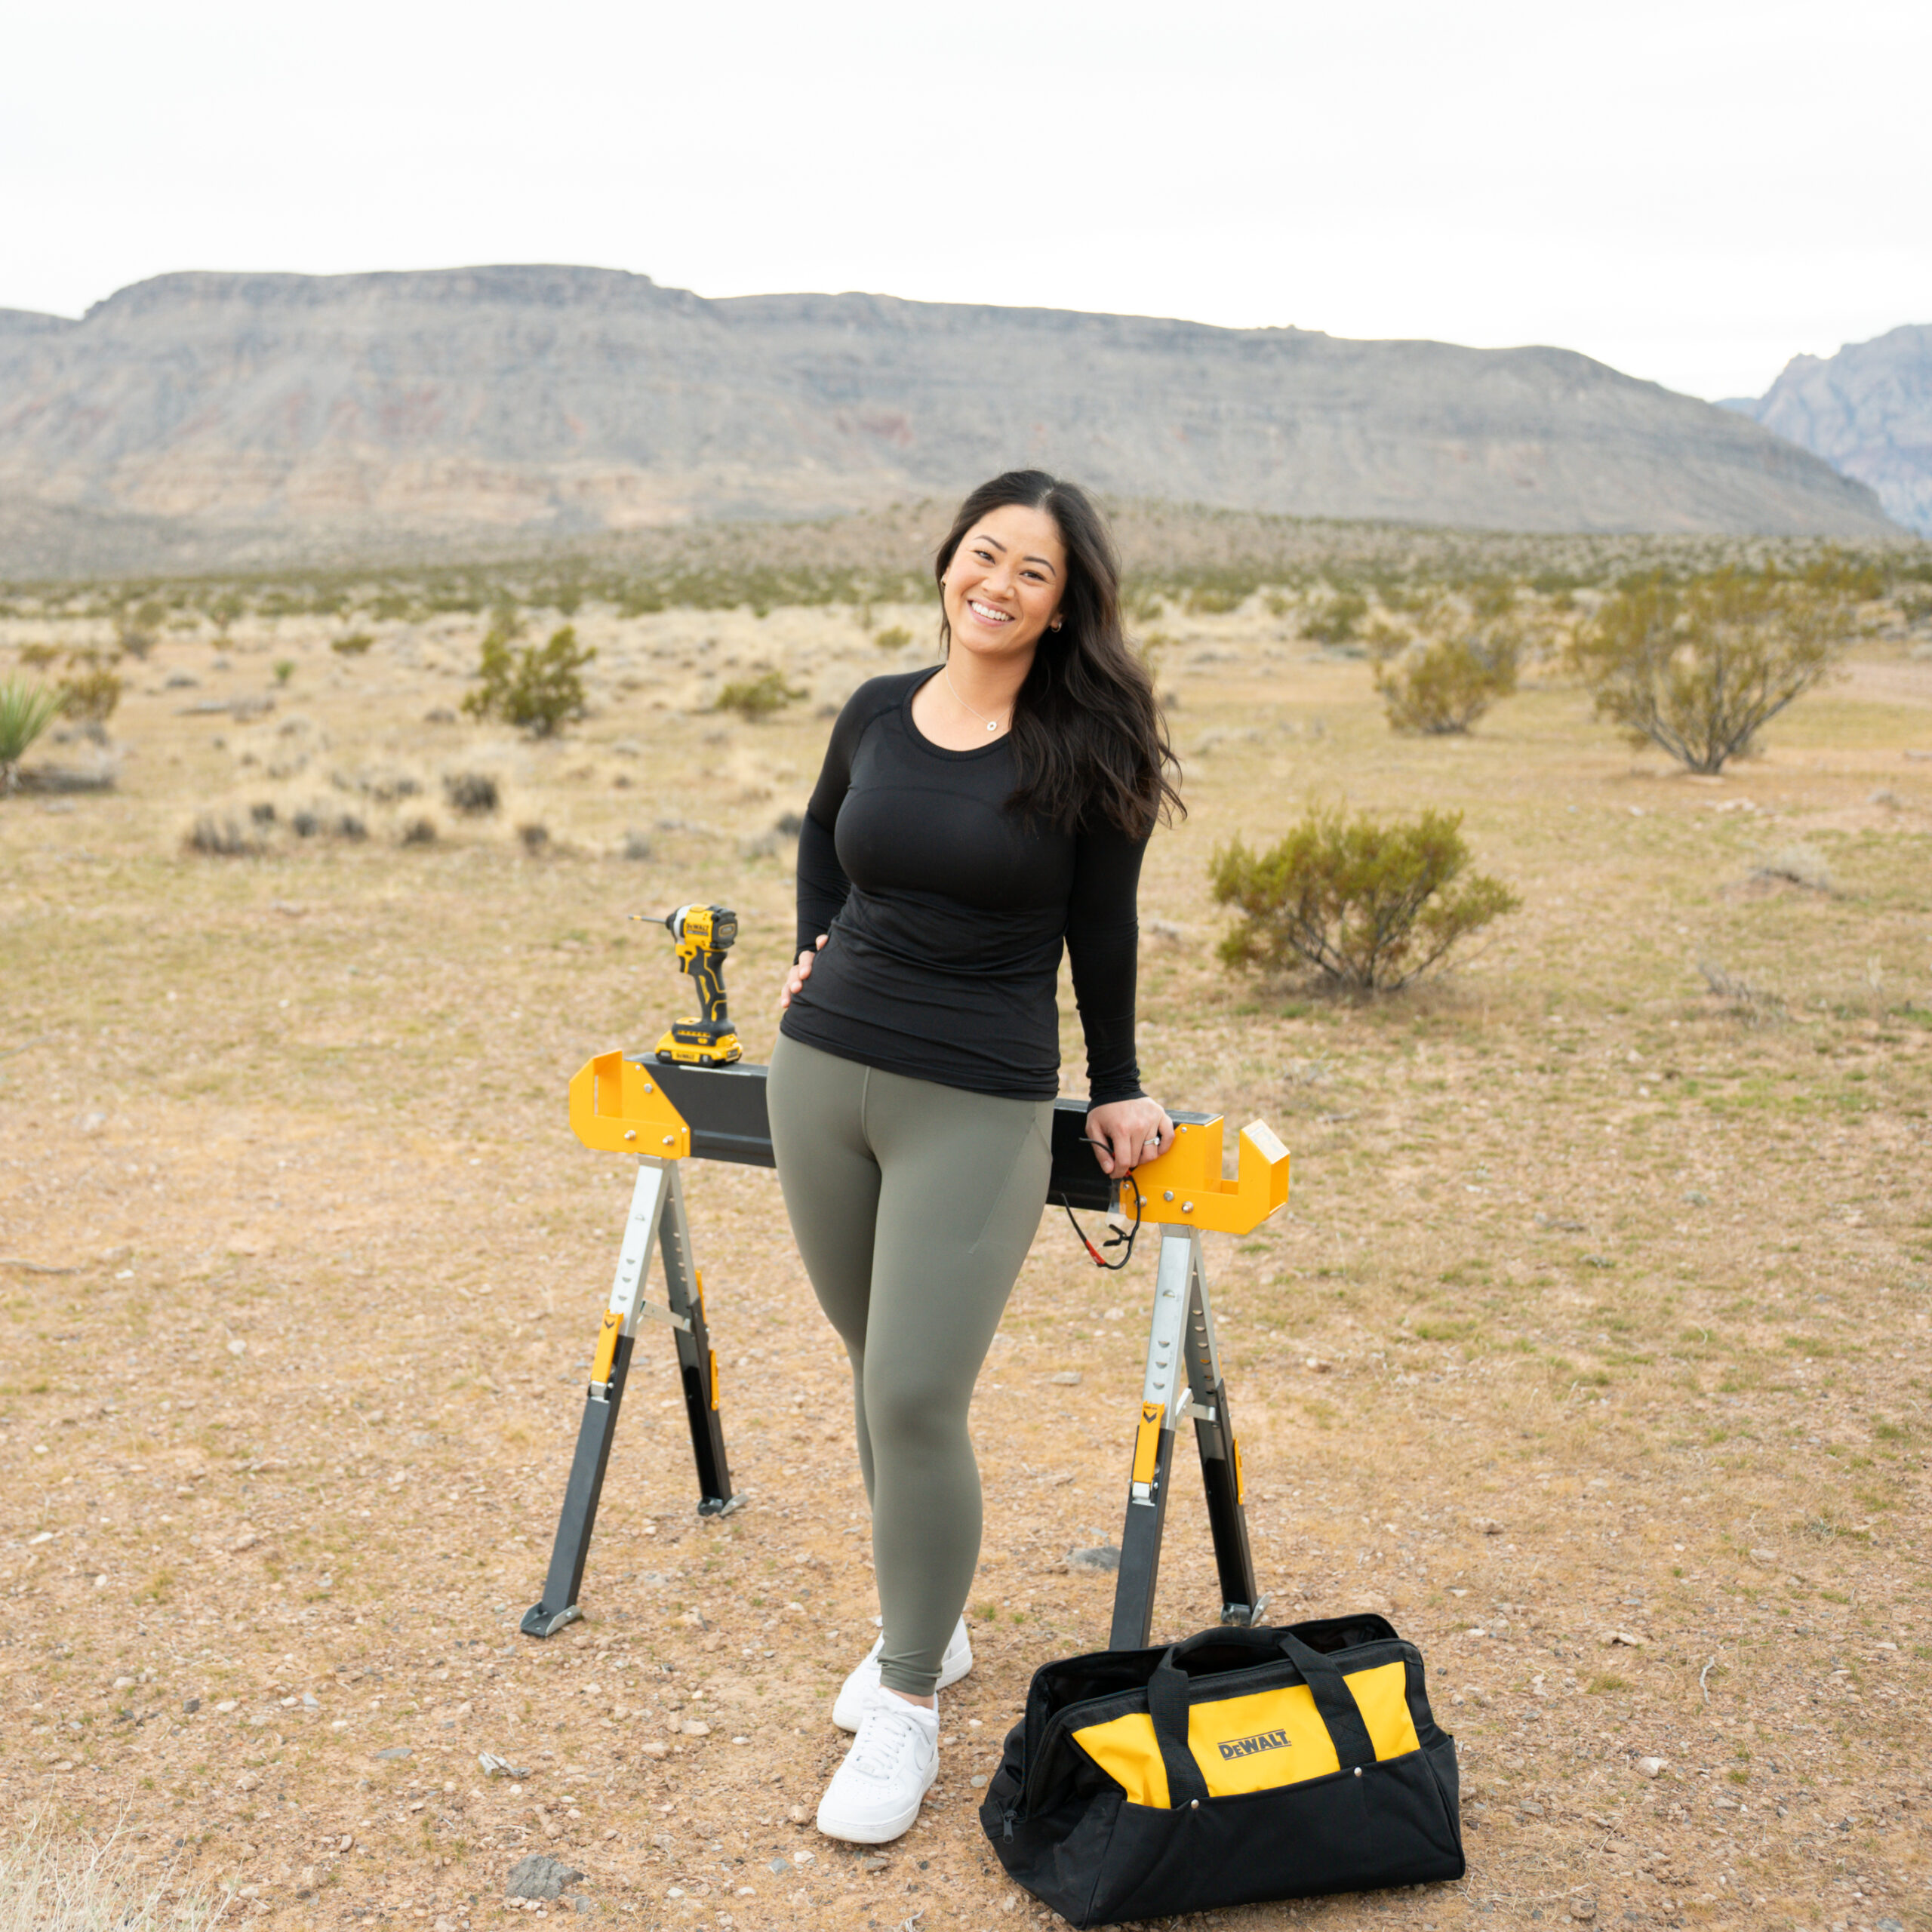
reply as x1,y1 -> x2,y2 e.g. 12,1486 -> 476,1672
980,1615 -> 1463,1927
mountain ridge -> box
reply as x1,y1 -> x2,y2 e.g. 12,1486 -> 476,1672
0,265 -> 1899,574
1724,325 -> 1932,536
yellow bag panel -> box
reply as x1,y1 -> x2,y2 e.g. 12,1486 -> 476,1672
1071,1659 -> 1421,1808
1345,1658 -> 1421,1762
1071,1710 -> 1174,1809
1188,1684 -> 1343,1795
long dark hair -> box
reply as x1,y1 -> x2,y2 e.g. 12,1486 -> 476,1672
936,471 -> 1183,838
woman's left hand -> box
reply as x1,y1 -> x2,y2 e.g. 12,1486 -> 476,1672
1086,1098 -> 1175,1178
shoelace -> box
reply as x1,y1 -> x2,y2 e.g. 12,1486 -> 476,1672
849,1700 -> 930,1780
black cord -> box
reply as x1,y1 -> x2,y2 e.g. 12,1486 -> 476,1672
1063,1136 -> 1144,1270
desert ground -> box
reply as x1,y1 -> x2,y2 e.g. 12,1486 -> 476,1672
2,548 -> 1930,1932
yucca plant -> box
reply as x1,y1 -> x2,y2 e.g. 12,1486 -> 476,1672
0,678 -> 62,793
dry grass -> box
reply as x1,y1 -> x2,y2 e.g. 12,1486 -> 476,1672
2,580 -> 1930,1930
0,1810 -> 221,1929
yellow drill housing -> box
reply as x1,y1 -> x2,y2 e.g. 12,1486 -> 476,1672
651,903 -> 742,1066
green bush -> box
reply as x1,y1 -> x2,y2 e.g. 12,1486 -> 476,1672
55,659 -> 124,724
1372,626 -> 1519,734
1568,565 -> 1849,774
715,669 -> 805,720
0,678 -> 62,792
331,632 -> 376,656
1303,588 -> 1368,646
463,624 -> 595,737
873,625 -> 914,652
1211,807 -> 1520,991
1187,586 -> 1245,615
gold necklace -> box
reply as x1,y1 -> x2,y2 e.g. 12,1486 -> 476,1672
943,663 -> 1006,735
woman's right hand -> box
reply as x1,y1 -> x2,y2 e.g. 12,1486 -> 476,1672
779,934 -> 828,1010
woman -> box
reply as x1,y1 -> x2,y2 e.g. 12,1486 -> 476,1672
768,470 -> 1182,1844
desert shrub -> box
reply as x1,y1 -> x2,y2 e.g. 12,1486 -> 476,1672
401,816 -> 437,846
443,771 -> 500,816
250,801 -> 276,825
186,812 -> 263,857
0,678 -> 62,792
463,623 -> 595,736
272,659 -> 297,685
1187,586 -> 1245,615
1211,807 -> 1520,991
331,631 -> 376,656
1303,588 -> 1368,647
873,625 -> 914,651
518,822 -> 550,854
17,641 -> 58,669
715,669 -> 805,720
1569,565 -> 1851,773
115,623 -> 157,660
622,829 -> 654,861
1699,958 -> 1786,1026
1371,626 -> 1519,735
291,806 -> 365,841
55,659 -> 124,724
1753,844 -> 1832,892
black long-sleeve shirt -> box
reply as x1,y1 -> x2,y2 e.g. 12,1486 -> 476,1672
778,669 -> 1147,1104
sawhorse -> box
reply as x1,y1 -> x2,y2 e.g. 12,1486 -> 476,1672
522,1053 -> 1290,1652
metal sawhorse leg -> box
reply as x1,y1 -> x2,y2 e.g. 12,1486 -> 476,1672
1107,1221 -> 1266,1651
521,1157 -> 738,1638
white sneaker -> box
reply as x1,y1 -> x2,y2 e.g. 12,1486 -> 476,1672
832,1615 -> 974,1730
815,1687 -> 940,1844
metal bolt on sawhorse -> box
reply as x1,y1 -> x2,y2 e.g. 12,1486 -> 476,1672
520,1049 -> 1289,1648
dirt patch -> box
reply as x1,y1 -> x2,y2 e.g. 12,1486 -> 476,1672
2,598 -> 1929,1930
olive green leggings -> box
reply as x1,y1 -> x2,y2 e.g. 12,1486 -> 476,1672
767,1033 -> 1054,1696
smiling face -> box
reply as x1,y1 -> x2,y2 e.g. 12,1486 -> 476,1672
940,503 -> 1066,669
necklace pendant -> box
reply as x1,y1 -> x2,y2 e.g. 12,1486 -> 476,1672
986,720 -> 998,734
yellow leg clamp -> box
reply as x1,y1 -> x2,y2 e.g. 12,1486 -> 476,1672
590,1309 -> 622,1386
1131,1401 -> 1164,1485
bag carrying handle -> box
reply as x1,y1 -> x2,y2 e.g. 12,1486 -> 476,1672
1146,1629 -> 1378,1809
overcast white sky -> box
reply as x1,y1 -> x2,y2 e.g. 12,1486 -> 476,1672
3,0 -> 1927,401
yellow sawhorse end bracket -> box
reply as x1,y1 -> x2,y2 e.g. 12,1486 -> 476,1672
569,1049 -> 692,1157
1121,1116 -> 1290,1235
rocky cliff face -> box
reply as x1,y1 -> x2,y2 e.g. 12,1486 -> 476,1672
0,266 -> 1898,570
1726,325 -> 1932,536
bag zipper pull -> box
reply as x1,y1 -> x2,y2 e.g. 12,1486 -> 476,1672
1002,1807 -> 1017,1840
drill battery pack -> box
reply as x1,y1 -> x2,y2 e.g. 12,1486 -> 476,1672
656,1017 -> 742,1066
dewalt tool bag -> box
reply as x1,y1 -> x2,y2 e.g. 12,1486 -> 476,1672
980,1616 -> 1463,1927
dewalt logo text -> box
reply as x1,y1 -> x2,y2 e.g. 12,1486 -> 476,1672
1217,1729 -> 1291,1761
